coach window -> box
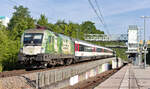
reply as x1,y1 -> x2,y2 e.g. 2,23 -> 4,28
89,47 -> 93,52
96,48 -> 102,52
79,44 -> 84,51
85,46 -> 92,52
104,49 -> 107,52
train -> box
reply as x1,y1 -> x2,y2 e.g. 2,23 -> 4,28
18,27 -> 115,68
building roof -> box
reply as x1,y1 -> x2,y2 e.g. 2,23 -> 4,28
0,16 -> 6,19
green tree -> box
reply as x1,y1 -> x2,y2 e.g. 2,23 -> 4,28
0,21 -> 6,30
8,5 -> 35,40
0,5 -> 36,72
54,20 -> 67,34
66,22 -> 82,39
80,21 -> 104,34
0,21 -> 20,71
0,29 -> 19,71
81,21 -> 95,34
37,14 -> 49,27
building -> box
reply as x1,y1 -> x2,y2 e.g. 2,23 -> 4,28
126,25 -> 138,54
0,16 -> 9,27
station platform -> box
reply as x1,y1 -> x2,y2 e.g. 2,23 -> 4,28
94,64 -> 150,89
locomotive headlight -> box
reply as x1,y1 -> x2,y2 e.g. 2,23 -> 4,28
41,48 -> 45,53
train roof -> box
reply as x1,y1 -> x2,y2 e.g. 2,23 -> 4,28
24,29 -> 113,51
74,39 -> 113,51
58,34 -> 71,40
24,29 -> 45,33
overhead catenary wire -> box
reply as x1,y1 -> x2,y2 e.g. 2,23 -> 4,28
95,0 -> 110,35
94,0 -> 105,23
88,0 -> 104,25
88,0 -> 110,35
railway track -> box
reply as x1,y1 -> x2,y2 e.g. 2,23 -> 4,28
0,63 -> 74,78
0,64 -> 73,78
0,58 -> 110,78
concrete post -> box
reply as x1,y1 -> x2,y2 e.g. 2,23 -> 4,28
112,59 -> 117,69
102,63 -> 109,72
138,53 -> 142,66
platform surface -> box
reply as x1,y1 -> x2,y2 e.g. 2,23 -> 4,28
94,64 -> 150,89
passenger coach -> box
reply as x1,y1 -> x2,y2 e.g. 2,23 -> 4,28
74,40 -> 114,60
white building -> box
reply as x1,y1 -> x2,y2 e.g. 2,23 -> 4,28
0,16 -> 9,27
127,25 -> 138,53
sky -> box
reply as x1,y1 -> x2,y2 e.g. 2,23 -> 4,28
1,0 -> 150,40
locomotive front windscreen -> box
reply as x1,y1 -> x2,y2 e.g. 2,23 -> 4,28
24,33 -> 43,46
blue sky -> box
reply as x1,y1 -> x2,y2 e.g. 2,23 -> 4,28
1,0 -> 150,39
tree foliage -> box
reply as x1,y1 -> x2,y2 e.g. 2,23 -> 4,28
0,27 -> 19,71
0,5 -> 35,71
37,14 -> 49,27
8,5 -> 35,40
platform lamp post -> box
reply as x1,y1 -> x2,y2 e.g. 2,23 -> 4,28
138,27 -> 143,67
140,16 -> 150,68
